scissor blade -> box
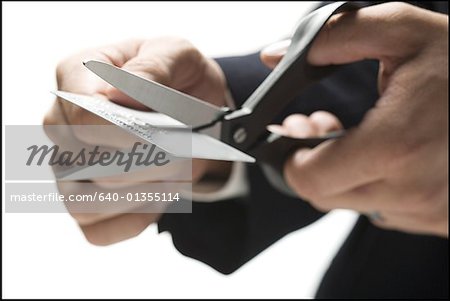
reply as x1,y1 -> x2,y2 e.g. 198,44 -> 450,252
53,91 -> 255,165
84,60 -> 224,128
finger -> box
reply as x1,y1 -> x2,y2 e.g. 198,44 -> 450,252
301,170 -> 445,217
57,39 -> 143,95
260,39 -> 291,69
80,212 -> 161,246
43,102 -> 106,168
309,111 -> 343,135
104,88 -> 150,111
268,111 -> 342,138
306,180 -> 401,213
307,2 -> 427,66
282,114 -> 319,138
103,50 -> 169,110
57,39 -> 144,125
283,111 -> 387,201
104,37 -> 203,110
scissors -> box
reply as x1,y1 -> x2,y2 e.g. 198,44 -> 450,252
81,1 -> 363,195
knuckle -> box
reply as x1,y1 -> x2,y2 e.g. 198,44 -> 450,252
181,41 -> 202,60
311,110 -> 340,125
162,35 -> 203,63
129,57 -> 171,84
163,36 -> 196,52
283,114 -> 307,127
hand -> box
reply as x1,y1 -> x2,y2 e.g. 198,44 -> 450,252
261,3 -> 448,237
44,37 -> 231,245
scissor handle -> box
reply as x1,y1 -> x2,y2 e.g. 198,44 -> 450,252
222,1 -> 363,151
253,131 -> 344,197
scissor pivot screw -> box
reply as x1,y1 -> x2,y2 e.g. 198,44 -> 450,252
233,127 -> 247,144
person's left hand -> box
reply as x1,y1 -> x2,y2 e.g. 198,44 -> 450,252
44,37 -> 232,245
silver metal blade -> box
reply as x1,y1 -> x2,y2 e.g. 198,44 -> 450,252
53,91 -> 255,168
84,60 -> 224,128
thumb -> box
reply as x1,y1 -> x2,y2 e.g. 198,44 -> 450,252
260,39 -> 290,69
307,2 -> 427,66
105,54 -> 171,111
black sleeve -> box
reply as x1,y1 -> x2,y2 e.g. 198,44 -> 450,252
315,216 -> 449,299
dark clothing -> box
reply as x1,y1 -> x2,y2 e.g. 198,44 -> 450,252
159,2 -> 448,298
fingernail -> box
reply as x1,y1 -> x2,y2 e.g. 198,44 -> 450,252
261,39 -> 291,56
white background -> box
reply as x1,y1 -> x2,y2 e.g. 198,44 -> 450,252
3,2 -> 358,298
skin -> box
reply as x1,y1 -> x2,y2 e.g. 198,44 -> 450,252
44,2 -> 448,245
44,37 -> 231,245
262,2 -> 448,237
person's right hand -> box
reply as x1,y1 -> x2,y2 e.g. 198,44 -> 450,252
44,37 -> 231,245
261,2 -> 448,237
